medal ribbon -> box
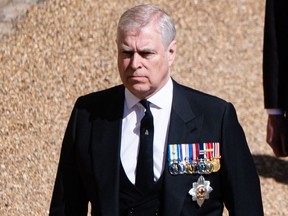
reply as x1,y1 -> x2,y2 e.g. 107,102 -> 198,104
213,142 -> 220,158
168,143 -> 221,174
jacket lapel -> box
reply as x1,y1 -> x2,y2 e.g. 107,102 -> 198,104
163,82 -> 204,216
89,83 -> 203,215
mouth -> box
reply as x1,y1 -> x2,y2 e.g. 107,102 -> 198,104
128,74 -> 147,80
126,76 -> 148,85
130,74 -> 145,78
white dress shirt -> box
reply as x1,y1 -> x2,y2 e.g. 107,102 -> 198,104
120,78 -> 173,184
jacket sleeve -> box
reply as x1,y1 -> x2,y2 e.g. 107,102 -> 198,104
263,0 -> 279,108
49,100 -> 88,216
221,103 -> 263,216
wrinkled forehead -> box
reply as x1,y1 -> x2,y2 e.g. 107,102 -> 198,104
117,18 -> 161,38
117,26 -> 163,48
119,23 -> 160,37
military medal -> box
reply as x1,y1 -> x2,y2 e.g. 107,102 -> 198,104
168,162 -> 180,175
168,142 -> 220,207
167,142 -> 221,175
188,175 -> 213,207
210,142 -> 221,172
210,157 -> 221,172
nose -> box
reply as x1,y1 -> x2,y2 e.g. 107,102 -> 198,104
130,53 -> 142,70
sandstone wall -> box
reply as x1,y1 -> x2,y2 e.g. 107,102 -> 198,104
1,0 -> 287,215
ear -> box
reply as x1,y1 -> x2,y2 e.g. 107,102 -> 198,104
167,40 -> 176,66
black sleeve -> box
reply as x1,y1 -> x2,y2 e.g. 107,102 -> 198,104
49,100 -> 88,216
221,103 -> 263,216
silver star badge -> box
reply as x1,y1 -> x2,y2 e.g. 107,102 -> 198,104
188,175 -> 213,207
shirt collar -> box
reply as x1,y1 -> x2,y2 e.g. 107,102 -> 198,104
125,78 -> 173,110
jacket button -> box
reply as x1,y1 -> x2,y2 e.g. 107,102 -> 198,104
128,208 -> 134,215
154,209 -> 159,216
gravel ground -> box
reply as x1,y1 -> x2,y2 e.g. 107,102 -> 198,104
0,0 -> 287,215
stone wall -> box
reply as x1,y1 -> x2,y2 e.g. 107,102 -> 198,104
1,0 -> 288,215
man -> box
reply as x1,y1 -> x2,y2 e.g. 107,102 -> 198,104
50,5 -> 263,215
263,0 -> 288,157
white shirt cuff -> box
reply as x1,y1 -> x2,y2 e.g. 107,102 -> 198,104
266,108 -> 285,115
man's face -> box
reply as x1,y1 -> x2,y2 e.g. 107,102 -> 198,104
117,23 -> 176,99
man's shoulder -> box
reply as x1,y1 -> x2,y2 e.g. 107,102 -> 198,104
80,85 -> 124,99
74,84 -> 125,110
174,82 -> 236,120
174,81 -> 228,107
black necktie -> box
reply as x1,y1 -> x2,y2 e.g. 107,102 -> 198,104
135,100 -> 154,191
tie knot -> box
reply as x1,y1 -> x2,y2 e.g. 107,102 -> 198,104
140,100 -> 150,110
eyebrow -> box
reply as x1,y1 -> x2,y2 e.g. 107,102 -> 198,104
119,45 -> 156,53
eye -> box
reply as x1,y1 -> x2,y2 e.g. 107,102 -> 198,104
139,51 -> 154,58
121,50 -> 134,57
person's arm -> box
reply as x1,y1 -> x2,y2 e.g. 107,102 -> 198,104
49,102 -> 88,215
262,0 -> 288,157
221,103 -> 263,215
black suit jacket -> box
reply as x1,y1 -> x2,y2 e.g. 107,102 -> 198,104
50,80 -> 263,215
263,0 -> 288,110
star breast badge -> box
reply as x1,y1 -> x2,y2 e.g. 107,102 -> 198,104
188,175 -> 213,207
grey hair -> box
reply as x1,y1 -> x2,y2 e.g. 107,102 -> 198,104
117,5 -> 176,49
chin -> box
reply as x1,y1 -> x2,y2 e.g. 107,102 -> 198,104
130,85 -> 151,98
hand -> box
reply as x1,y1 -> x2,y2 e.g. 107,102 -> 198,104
266,114 -> 288,157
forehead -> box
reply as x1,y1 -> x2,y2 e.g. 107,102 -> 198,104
118,24 -> 163,49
